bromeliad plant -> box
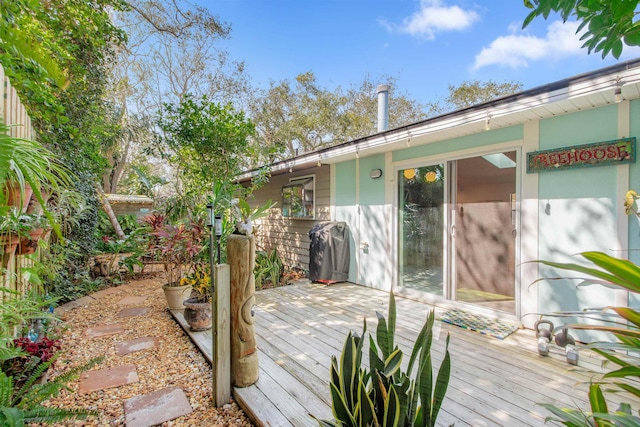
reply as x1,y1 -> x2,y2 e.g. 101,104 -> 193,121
317,292 -> 452,427
533,251 -> 640,426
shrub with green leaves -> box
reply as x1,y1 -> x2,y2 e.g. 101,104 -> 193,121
254,249 -> 284,289
317,292 -> 451,427
534,251 -> 640,426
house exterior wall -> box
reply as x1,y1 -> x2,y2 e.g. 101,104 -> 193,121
249,165 -> 330,271
334,160 -> 358,282
329,101 -> 640,329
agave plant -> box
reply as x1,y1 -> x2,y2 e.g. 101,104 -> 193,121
534,251 -> 640,426
317,291 -> 452,427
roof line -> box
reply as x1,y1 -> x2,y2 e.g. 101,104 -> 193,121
243,58 -> 640,176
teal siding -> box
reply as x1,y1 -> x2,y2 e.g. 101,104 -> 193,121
334,160 -> 358,283
359,154 -> 385,206
537,106 -> 621,337
392,125 -> 522,162
335,160 -> 356,206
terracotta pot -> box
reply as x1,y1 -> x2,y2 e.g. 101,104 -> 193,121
162,283 -> 192,310
1,234 -> 20,269
18,228 -> 45,255
183,297 -> 212,331
4,182 -> 33,213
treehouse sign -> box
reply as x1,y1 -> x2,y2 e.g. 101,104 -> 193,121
527,137 -> 636,173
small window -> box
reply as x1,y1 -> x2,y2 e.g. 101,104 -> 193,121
282,176 -> 315,219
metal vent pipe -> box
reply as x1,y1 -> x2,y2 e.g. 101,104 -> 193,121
376,84 -> 390,132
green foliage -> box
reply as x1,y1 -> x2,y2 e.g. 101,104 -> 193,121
0,354 -> 104,426
95,213 -> 142,239
249,72 -> 427,161
0,0 -> 127,173
533,251 -> 640,425
318,292 -> 452,427
153,94 -> 256,198
254,249 -> 284,289
0,122 -> 74,239
430,80 -> 522,114
523,0 -> 640,59
0,289 -> 57,359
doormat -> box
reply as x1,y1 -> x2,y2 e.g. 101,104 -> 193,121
438,309 -> 519,340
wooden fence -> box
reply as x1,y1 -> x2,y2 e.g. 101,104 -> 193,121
1,64 -> 38,295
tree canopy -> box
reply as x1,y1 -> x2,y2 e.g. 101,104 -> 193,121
248,72 -> 428,161
153,95 -> 256,197
427,80 -> 523,115
523,0 -> 640,59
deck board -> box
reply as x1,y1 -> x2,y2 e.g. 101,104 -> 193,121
174,282 -> 638,426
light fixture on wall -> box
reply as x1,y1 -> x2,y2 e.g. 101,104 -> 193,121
614,76 -> 623,103
369,168 -> 383,179
406,131 -> 412,147
317,159 -> 321,167
484,113 -> 492,131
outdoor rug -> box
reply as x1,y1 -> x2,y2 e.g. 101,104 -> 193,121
438,308 -> 519,340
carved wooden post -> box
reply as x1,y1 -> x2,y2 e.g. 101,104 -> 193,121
228,234 -> 258,387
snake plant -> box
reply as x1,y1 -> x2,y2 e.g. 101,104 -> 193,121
317,291 -> 452,427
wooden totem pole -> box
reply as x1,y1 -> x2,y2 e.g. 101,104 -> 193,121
227,234 -> 259,387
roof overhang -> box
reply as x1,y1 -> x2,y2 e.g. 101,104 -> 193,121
238,58 -> 640,182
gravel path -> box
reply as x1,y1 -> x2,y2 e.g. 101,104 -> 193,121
39,273 -> 254,426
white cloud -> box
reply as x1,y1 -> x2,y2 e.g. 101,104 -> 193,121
472,21 -> 583,70
383,0 -> 480,39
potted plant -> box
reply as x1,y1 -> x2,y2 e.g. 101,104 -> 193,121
153,220 -> 205,310
17,214 -> 50,255
231,198 -> 275,235
181,262 -> 212,331
0,122 -> 73,241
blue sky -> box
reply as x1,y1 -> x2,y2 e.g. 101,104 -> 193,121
210,0 -> 639,105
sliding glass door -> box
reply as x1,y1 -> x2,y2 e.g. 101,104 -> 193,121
397,151 -> 518,314
397,165 -> 445,296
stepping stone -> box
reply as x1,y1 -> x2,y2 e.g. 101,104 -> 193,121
83,323 -> 125,339
116,336 -> 158,356
124,386 -> 192,427
79,363 -> 138,394
91,287 -> 122,299
116,307 -> 151,318
117,296 -> 147,305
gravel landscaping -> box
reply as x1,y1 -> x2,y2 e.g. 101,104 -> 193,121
38,272 -> 254,426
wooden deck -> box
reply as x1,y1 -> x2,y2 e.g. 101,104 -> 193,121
173,282 -> 633,427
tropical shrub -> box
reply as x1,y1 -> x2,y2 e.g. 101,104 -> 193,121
317,292 -> 452,427
533,251 -> 640,426
254,249 -> 284,289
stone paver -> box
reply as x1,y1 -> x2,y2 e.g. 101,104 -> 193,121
83,323 -> 125,339
124,386 -> 192,427
115,336 -> 158,356
117,296 -> 147,305
79,363 -> 139,394
116,307 -> 151,318
90,287 -> 123,299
